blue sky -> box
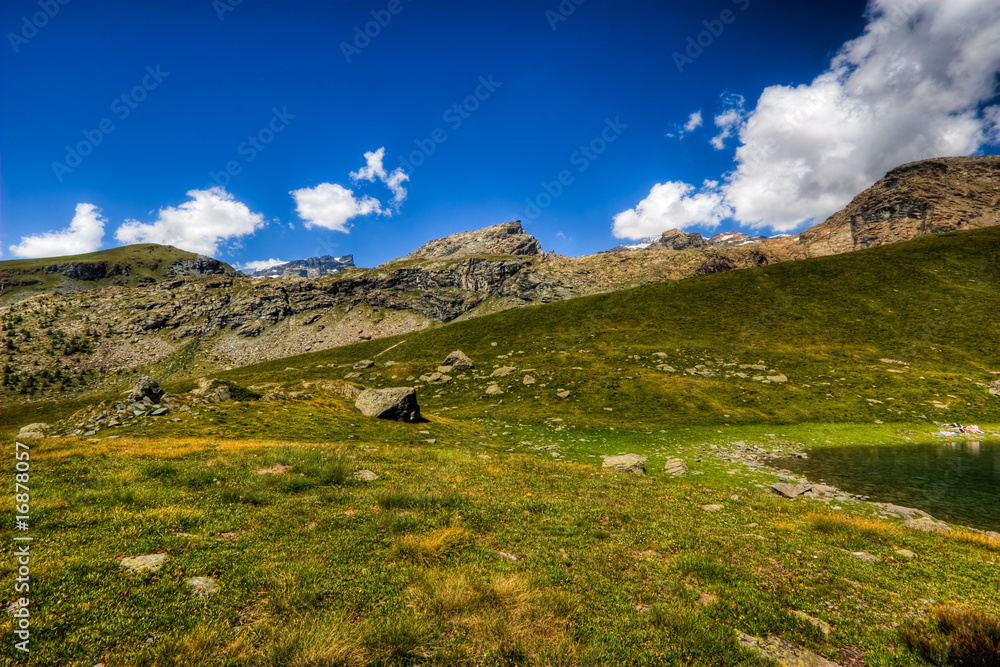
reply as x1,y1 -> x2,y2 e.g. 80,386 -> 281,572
2,0 -> 998,269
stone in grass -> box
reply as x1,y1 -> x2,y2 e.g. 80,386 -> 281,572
438,350 -> 474,373
895,549 -> 917,559
602,454 -> 647,476
419,372 -> 452,384
736,631 -> 842,667
353,360 -> 375,370
186,576 -> 218,596
490,366 -> 517,378
353,469 -> 378,481
355,387 -> 421,423
790,610 -> 832,636
485,382 -> 504,395
663,458 -> 688,476
522,375 -> 536,385
903,517 -> 951,534
16,423 -> 48,439
852,551 -> 877,563
771,482 -> 810,499
700,504 -> 724,512
120,553 -> 169,573
129,376 -> 165,403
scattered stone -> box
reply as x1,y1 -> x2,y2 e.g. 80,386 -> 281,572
419,372 -> 451,384
696,592 -> 717,606
439,350 -> 474,373
149,407 -> 169,417
767,373 -> 789,383
212,384 -> 231,402
663,458 -> 687,475
736,631 -> 842,667
353,360 -> 375,370
490,366 -> 517,378
657,364 -> 677,372
771,483 -> 810,499
355,387 -> 421,423
903,517 -> 952,534
556,389 -> 571,398
874,503 -> 931,521
653,352 -> 668,358
129,376 -> 164,403
522,375 -> 536,385
353,470 -> 378,481
790,610 -> 832,636
16,423 -> 49,439
485,382 -> 504,395
701,504 -> 724,512
852,551 -> 877,562
120,553 -> 169,573
602,454 -> 647,476
989,379 -> 1000,397
635,603 -> 652,613
496,551 -> 518,561
895,549 -> 917,559
186,576 -> 218,596
255,464 -> 291,475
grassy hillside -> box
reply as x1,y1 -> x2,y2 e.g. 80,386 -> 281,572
0,244 -> 232,301
3,228 -> 999,666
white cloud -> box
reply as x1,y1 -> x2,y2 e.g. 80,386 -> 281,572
612,180 -> 730,238
667,110 -> 703,139
683,111 -> 703,133
114,187 -> 265,256
237,258 -> 286,273
9,203 -> 106,258
349,147 -> 408,209
616,0 -> 1000,238
289,182 -> 382,232
709,94 -> 746,150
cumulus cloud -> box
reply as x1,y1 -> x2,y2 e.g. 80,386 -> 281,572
349,147 -> 408,209
115,187 -> 265,256
612,180 -> 730,238
9,203 -> 106,258
289,182 -> 382,232
615,0 -> 1000,238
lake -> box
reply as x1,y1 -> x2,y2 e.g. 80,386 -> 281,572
768,440 -> 1000,532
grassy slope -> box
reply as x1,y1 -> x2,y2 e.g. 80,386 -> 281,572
0,244 -> 219,300
3,229 -> 1000,666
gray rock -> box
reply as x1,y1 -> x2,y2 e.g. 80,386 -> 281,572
129,376 -> 164,403
789,610 -> 832,637
903,517 -> 951,534
895,549 -> 917,558
522,375 -> 536,385
771,482 -> 810,499
419,372 -> 451,384
440,350 -> 474,372
149,408 -> 169,417
556,389 -> 571,398
485,382 -> 504,395
354,387 -> 421,422
185,576 -> 218,596
354,360 -> 375,370
874,503 -> 931,521
120,553 -> 169,573
701,504 -> 724,512
353,469 -> 378,481
736,631 -> 842,667
990,379 -> 1000,397
602,454 -> 647,476
767,373 -> 788,383
490,366 -> 517,378
852,551 -> 877,562
663,458 -> 687,475
212,384 -> 231,402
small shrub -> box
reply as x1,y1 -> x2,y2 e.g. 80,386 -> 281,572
900,604 -> 1000,666
397,525 -> 471,565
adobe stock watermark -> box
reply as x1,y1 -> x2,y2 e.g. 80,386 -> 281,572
341,0 -> 409,63
51,65 -> 169,182
7,0 -> 69,54
213,0 -> 242,21
206,107 -> 295,189
523,116 -> 627,220
545,0 -> 584,31
396,74 -> 501,175
673,0 -> 750,74
11,440 -> 33,654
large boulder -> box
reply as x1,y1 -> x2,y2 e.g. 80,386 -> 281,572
602,454 -> 647,476
439,350 -> 474,373
16,423 -> 49,439
355,387 -> 421,422
128,376 -> 164,403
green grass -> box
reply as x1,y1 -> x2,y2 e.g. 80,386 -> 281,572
2,228 -> 1000,664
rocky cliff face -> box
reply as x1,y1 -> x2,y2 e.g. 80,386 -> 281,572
399,220 -> 542,262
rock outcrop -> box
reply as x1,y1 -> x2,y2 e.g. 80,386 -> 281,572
400,221 -> 542,262
354,387 -> 421,422
602,454 -> 647,476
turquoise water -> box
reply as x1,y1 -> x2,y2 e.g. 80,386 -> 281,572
768,440 -> 1000,532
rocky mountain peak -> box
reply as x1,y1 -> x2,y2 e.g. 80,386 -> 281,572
401,221 -> 542,262
246,255 -> 355,278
